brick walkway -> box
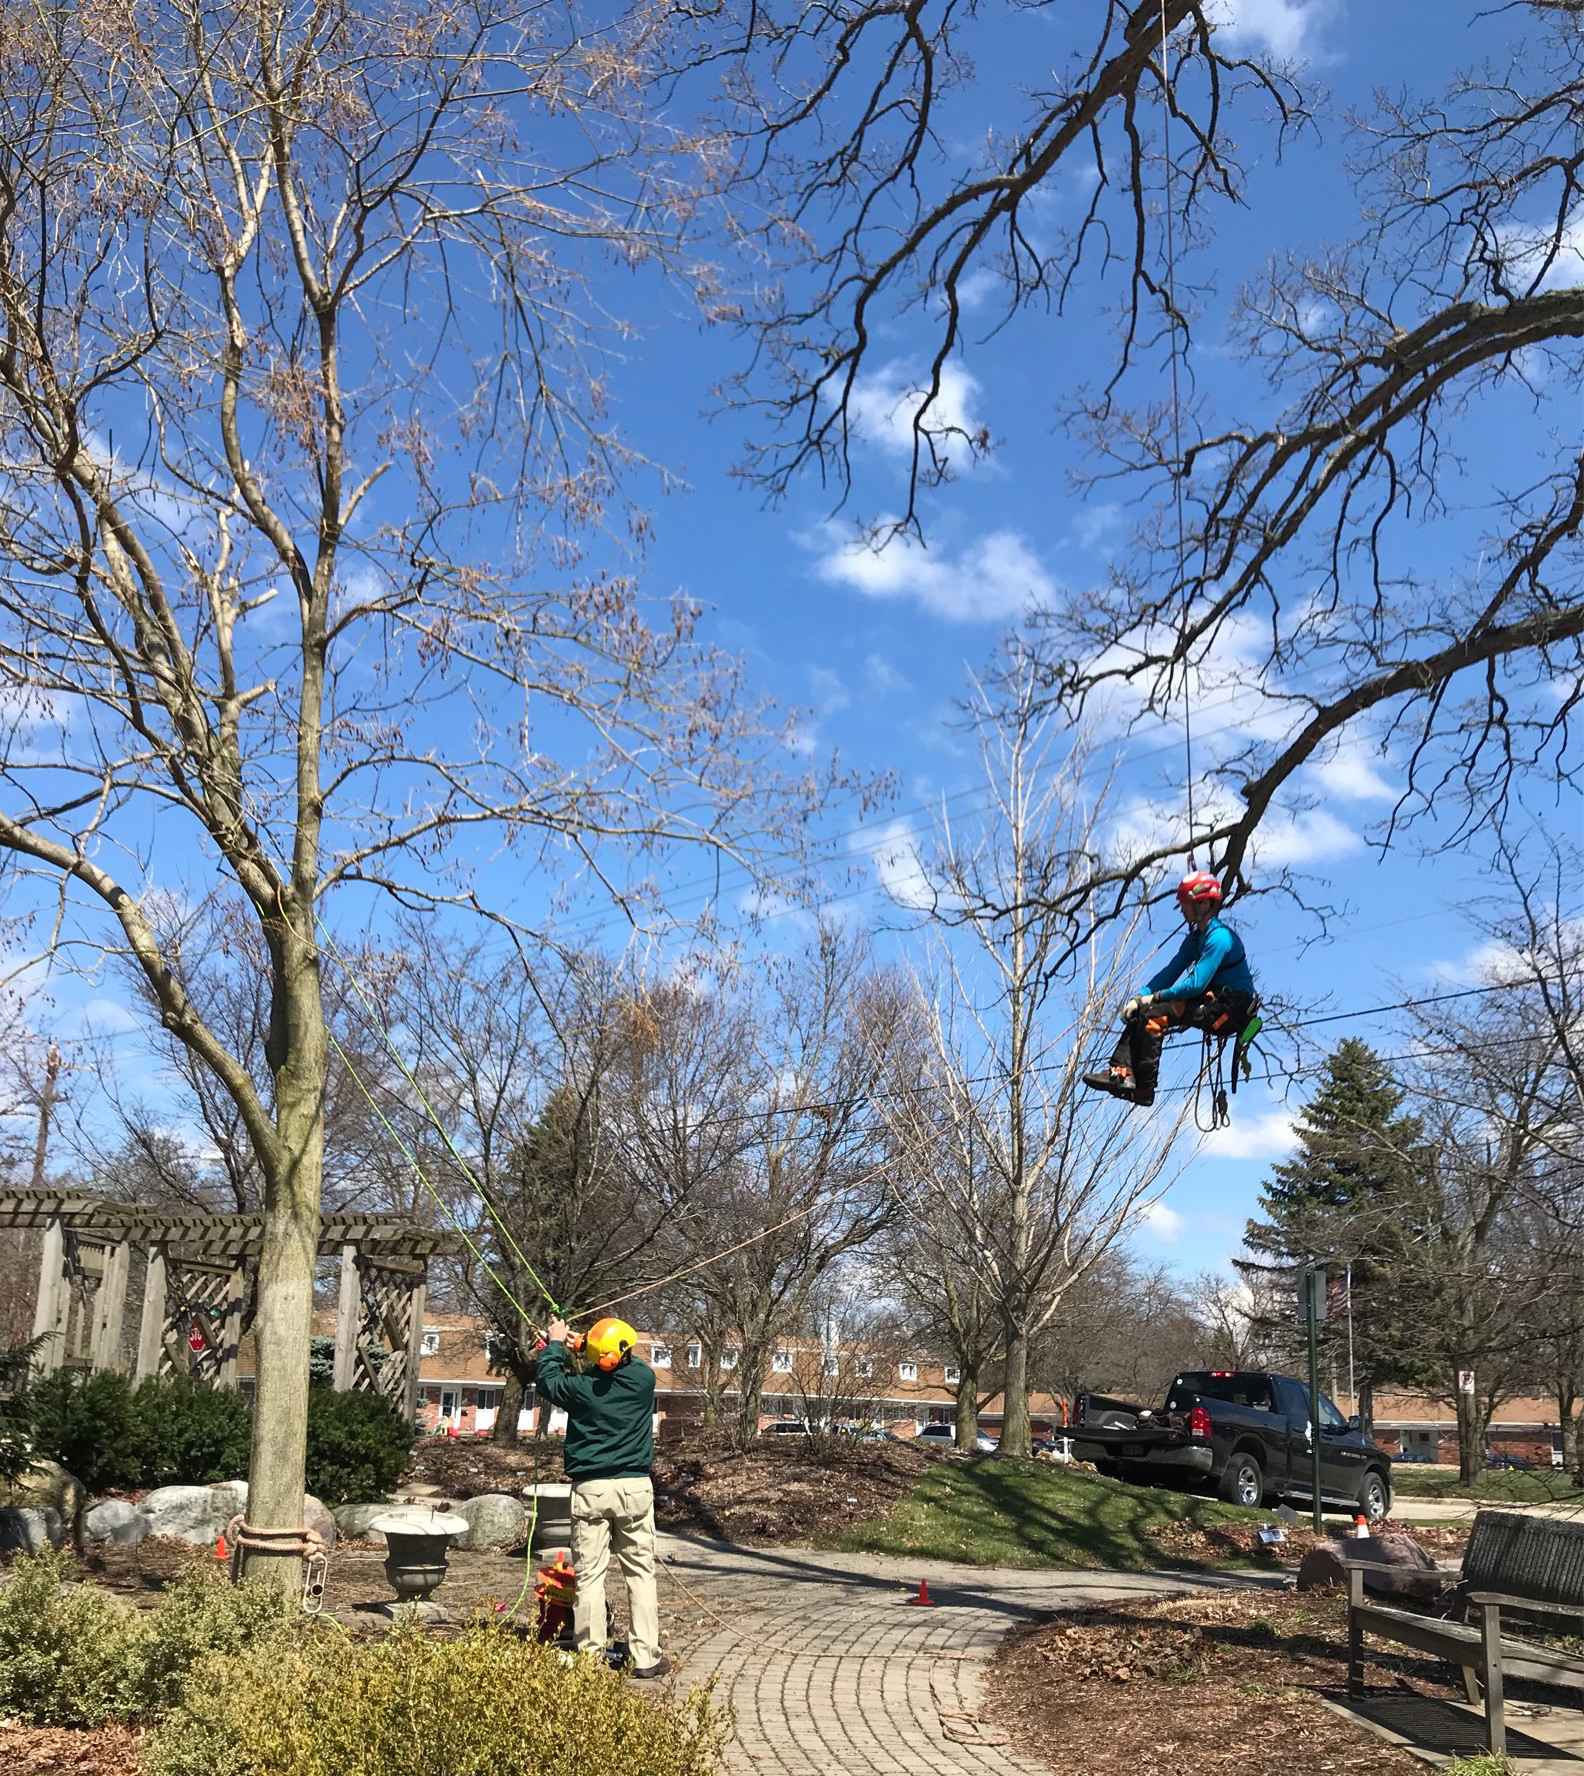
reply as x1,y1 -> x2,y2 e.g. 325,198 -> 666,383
656,1534 -> 1271,1775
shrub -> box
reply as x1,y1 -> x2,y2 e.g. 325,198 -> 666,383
135,1566 -> 295,1717
0,1552 -> 294,1728
134,1374 -> 254,1487
0,1548 -> 147,1726
146,1620 -> 730,1776
23,1368 -> 144,1491
305,1389 -> 413,1506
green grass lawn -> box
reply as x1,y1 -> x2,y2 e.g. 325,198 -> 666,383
1388,1465 -> 1582,1503
820,1456 -> 1265,1570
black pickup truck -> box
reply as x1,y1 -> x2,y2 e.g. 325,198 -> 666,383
1071,1369 -> 1393,1521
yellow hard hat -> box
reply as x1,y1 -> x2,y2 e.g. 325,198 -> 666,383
584,1317 -> 638,1373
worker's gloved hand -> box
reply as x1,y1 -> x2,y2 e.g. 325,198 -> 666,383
545,1317 -> 570,1344
1120,994 -> 1149,1022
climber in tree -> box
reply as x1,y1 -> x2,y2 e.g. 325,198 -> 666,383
1083,872 -> 1258,1108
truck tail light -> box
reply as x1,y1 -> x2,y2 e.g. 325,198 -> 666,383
1188,1404 -> 1212,1441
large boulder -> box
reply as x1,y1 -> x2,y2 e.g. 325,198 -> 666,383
1297,1532 -> 1444,1603
0,1505 -> 63,1554
138,1481 -> 335,1549
1,1460 -> 86,1543
334,1502 -> 395,1542
455,1493 -> 527,1552
84,1499 -> 153,1547
139,1480 -> 248,1545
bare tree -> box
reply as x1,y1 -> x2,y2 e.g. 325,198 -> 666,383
881,656 -> 1193,1458
0,3 -> 817,1589
1034,6 -> 1584,891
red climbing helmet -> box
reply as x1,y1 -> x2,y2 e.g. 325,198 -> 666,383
1176,871 -> 1223,911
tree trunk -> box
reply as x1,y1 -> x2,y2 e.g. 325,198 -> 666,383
493,1367 -> 525,1442
1357,1375 -> 1374,1442
1453,1386 -> 1486,1487
244,938 -> 328,1596
954,1363 -> 980,1452
998,1324 -> 1030,1459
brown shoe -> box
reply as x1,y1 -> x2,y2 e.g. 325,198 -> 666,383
630,1654 -> 672,1681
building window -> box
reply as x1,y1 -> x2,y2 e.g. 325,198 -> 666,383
822,1352 -> 840,1377
856,1357 -> 873,1379
686,1342 -> 702,1369
720,1346 -> 739,1371
650,1343 -> 673,1370
943,1364 -> 961,1385
771,1348 -> 792,1373
477,1388 -> 502,1410
898,1361 -> 918,1382
420,1329 -> 440,1356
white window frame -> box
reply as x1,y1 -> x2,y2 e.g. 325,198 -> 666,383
650,1343 -> 673,1370
686,1342 -> 702,1369
821,1352 -> 840,1377
898,1361 -> 918,1383
943,1363 -> 961,1385
720,1346 -> 739,1371
476,1387 -> 502,1410
856,1356 -> 873,1379
771,1347 -> 792,1374
419,1328 -> 440,1356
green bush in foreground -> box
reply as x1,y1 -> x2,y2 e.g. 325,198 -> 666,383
304,1388 -> 413,1507
147,1621 -> 730,1776
0,1551 -> 294,1727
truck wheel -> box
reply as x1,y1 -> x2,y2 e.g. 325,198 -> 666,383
1218,1451 -> 1264,1508
1357,1470 -> 1389,1523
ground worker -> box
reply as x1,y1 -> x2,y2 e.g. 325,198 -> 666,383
537,1315 -> 669,1680
1082,871 -> 1257,1107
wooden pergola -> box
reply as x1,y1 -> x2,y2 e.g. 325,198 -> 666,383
1,1188 -> 455,1421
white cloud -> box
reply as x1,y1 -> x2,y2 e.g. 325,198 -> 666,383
1073,502 -> 1122,550
807,666 -> 850,716
850,818 -> 939,911
1207,1109 -> 1298,1161
1310,735 -> 1395,803
847,361 -> 988,473
864,653 -> 911,696
1255,808 -> 1364,868
1208,0 -> 1330,59
815,523 -> 1056,623
1108,782 -> 1363,875
1138,1199 -> 1186,1243
1493,215 -> 1584,296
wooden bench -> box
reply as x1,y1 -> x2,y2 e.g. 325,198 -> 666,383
1345,1509 -> 1584,1755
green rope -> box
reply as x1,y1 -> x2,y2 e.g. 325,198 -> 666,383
311,907 -> 562,1317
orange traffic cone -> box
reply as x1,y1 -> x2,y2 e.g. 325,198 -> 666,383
911,1578 -> 934,1606
1354,1515 -> 1369,1540
213,1532 -> 230,1562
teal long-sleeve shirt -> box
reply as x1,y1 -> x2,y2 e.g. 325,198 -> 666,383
1144,916 -> 1255,1001
535,1341 -> 656,1481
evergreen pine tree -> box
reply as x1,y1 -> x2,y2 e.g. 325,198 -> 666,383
1238,1038 -> 1426,1433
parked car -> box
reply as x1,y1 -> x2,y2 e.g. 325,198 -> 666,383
758,1420 -> 811,1437
1394,1451 -> 1435,1464
1070,1369 -> 1394,1521
915,1423 -> 997,1453
1485,1450 -> 1535,1471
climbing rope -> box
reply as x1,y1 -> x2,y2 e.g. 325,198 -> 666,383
1157,0 -> 1197,868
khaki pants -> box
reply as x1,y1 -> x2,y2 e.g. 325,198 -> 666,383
570,1475 -> 661,1670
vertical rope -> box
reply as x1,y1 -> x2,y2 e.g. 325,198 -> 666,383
1158,1 -> 1196,869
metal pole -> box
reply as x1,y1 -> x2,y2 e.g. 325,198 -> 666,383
1306,1267 -> 1323,1534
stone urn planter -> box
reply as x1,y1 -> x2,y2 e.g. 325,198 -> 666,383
522,1483 -> 574,1550
366,1510 -> 468,1604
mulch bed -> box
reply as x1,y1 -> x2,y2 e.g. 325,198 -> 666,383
985,1584 -> 1550,1776
402,1429 -> 935,1546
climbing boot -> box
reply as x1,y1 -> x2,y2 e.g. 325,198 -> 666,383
1082,1070 -> 1136,1100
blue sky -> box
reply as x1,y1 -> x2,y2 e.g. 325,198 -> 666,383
10,1 -> 1581,1285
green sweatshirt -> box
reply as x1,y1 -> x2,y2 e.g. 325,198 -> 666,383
535,1341 -> 656,1482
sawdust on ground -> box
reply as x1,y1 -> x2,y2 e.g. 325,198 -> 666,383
985,1584 -> 1547,1776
